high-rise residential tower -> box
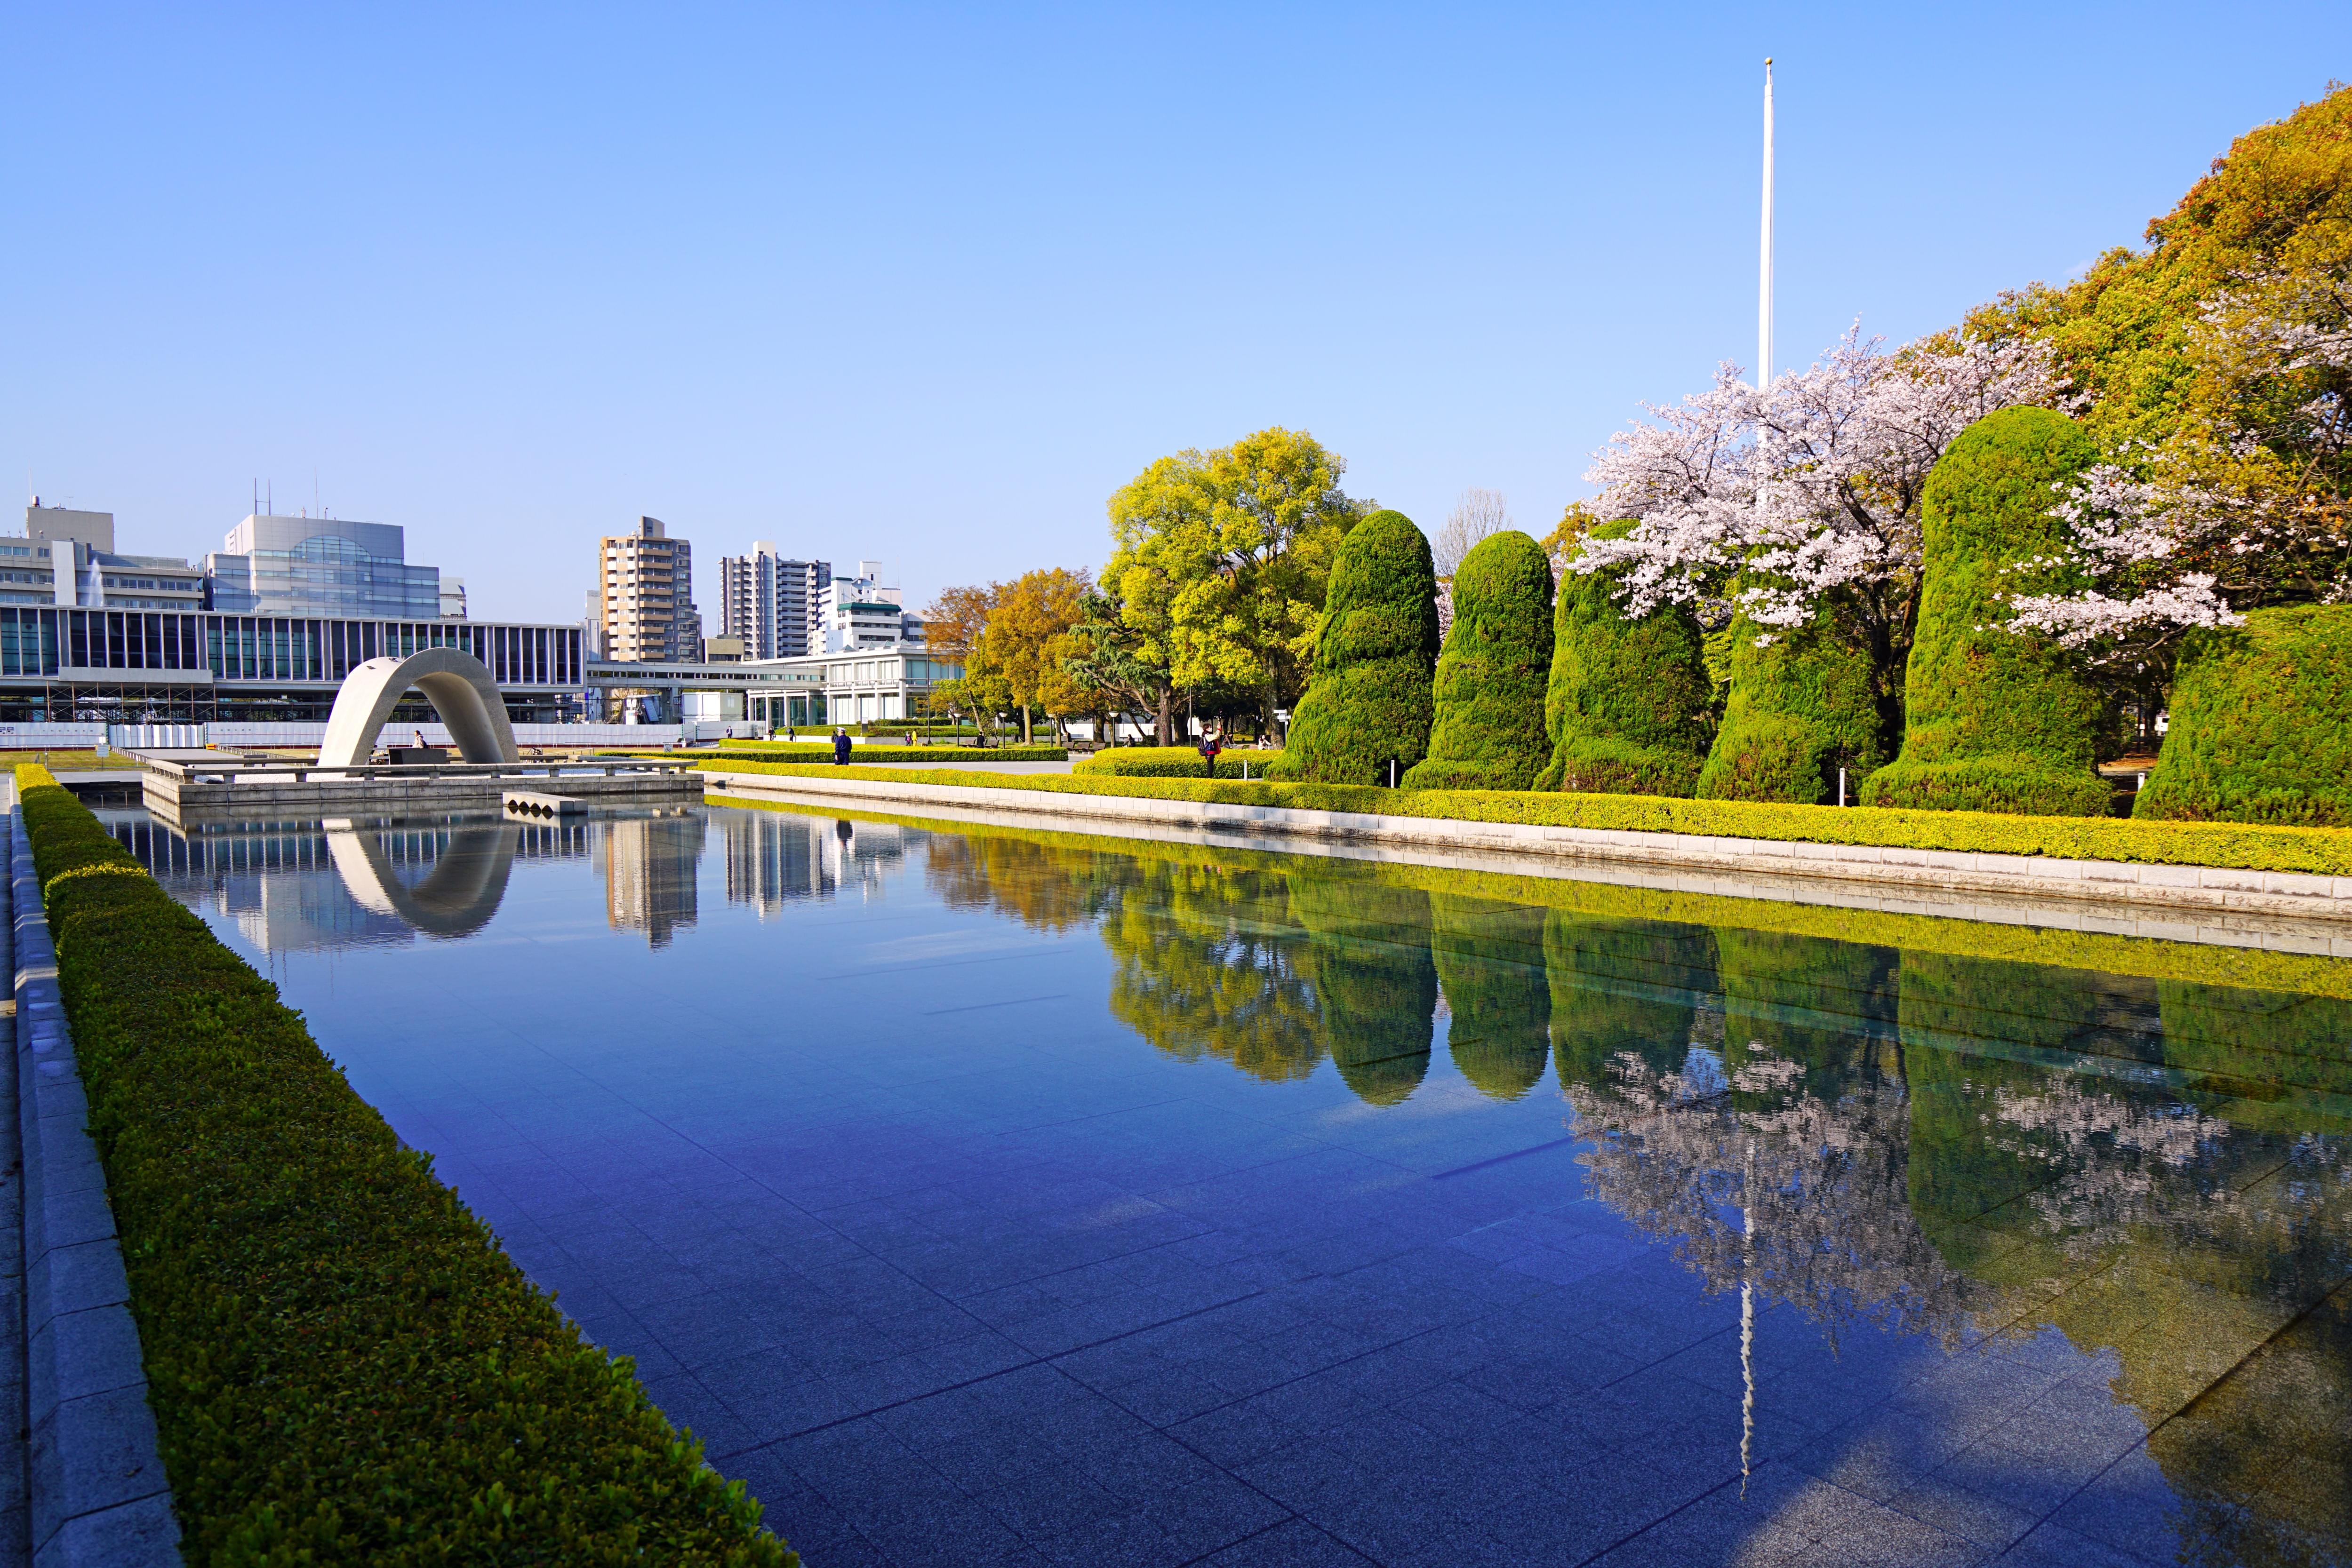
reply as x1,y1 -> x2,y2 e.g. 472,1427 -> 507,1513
596,517 -> 701,663
717,543 -> 830,660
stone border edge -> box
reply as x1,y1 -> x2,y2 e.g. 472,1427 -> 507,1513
709,772 -> 2352,925
9,805 -> 182,1566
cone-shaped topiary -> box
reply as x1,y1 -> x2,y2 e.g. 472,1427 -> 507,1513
1862,406 -> 2112,816
1430,894 -> 1550,1100
2134,605 -> 2352,825
1402,530 -> 1554,791
1537,520 -> 1712,795
1271,509 -> 1439,785
1696,607 -> 1886,803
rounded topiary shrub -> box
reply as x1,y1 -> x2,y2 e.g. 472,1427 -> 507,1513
1696,609 -> 1885,803
1537,521 -> 1712,796
1861,406 -> 2111,817
1402,530 -> 1554,792
1544,910 -> 1718,1092
1272,509 -> 1439,785
2134,605 -> 2352,825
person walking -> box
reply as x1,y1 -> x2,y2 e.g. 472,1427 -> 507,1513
832,726 -> 852,766
1197,726 -> 1224,779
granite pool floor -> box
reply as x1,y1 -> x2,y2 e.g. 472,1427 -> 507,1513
127,805 -> 2347,1568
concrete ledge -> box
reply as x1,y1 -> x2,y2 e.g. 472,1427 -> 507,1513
713,772 -> 2352,934
10,808 -> 181,1566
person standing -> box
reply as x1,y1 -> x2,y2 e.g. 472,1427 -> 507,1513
1198,726 -> 1224,779
832,727 -> 852,766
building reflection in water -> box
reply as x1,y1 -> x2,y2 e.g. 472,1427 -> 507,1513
596,810 -> 705,948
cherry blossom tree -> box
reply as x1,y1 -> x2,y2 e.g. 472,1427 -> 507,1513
2007,268 -> 2352,673
1569,328 -> 2069,733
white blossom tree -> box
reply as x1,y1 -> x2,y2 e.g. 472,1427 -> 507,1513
2006,268 -> 2352,675
1569,328 -> 2069,739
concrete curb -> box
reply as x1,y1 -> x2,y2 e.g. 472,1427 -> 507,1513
9,807 -> 181,1565
708,772 -> 2352,931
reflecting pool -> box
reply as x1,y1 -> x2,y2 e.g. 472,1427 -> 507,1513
105,799 -> 2352,1568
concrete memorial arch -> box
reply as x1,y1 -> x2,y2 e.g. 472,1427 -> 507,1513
317,648 -> 521,769
323,821 -> 521,939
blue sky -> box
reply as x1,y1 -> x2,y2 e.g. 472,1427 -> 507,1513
6,2 -> 2346,625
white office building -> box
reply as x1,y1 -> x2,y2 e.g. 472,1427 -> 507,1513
820,561 -> 924,653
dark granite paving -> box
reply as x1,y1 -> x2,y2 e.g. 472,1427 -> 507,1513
111,802 -> 2352,1568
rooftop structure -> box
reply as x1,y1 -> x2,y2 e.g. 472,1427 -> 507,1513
13,503 -> 208,613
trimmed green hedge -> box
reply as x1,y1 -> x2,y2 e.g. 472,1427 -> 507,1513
1865,406 -> 2111,816
1539,520 -> 1712,796
1697,609 -> 1885,804
702,757 -> 2352,876
704,743 -> 1066,764
2136,605 -> 2352,825
1404,530 -> 1553,792
1075,747 -> 1282,779
14,769 -> 793,1565
1272,509 -> 1439,784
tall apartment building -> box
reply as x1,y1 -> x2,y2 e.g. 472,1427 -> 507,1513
595,517 -> 701,663
717,543 -> 830,660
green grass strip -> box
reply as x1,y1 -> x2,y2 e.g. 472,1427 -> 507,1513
14,765 -> 794,1565
692,760 -> 2352,877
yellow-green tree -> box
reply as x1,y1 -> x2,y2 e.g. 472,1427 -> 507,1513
1104,428 -> 1359,738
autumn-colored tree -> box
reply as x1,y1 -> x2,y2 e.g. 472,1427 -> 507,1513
1104,427 -> 1360,737
965,567 -> 1092,743
920,582 -> 998,659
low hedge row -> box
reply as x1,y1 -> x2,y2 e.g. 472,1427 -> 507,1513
13,765 -> 794,1564
695,758 -> 2352,876
1075,747 -> 1282,779
660,744 -> 1066,764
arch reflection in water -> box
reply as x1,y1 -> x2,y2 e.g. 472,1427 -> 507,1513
905,818 -> 2352,1563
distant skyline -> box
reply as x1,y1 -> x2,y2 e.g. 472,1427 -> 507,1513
7,2 -> 2347,625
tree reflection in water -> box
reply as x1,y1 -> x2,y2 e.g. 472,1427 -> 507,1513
909,821 -> 2352,1562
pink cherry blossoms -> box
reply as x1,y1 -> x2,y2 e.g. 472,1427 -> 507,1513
1569,328 -> 2068,656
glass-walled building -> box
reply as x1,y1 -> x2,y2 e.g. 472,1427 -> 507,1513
205,515 -> 443,619
0,605 -> 584,723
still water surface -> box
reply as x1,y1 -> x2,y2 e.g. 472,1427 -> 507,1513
106,800 -> 2352,1568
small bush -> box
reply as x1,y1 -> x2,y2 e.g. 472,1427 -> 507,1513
1697,611 -> 1885,803
1538,521 -> 1712,796
1864,406 -> 2111,816
15,769 -> 794,1566
2136,605 -> 2352,825
1272,509 -> 1440,785
1076,747 -> 1282,780
1403,530 -> 1553,791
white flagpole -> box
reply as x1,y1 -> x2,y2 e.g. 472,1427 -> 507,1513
1759,57 -> 1775,390
1755,57 -> 1776,527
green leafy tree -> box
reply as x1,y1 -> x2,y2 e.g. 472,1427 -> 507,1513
1403,530 -> 1553,791
1057,587 -> 1176,743
1104,427 -> 1360,737
1863,406 -> 2113,816
1538,520 -> 1712,795
1271,510 -> 1439,784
